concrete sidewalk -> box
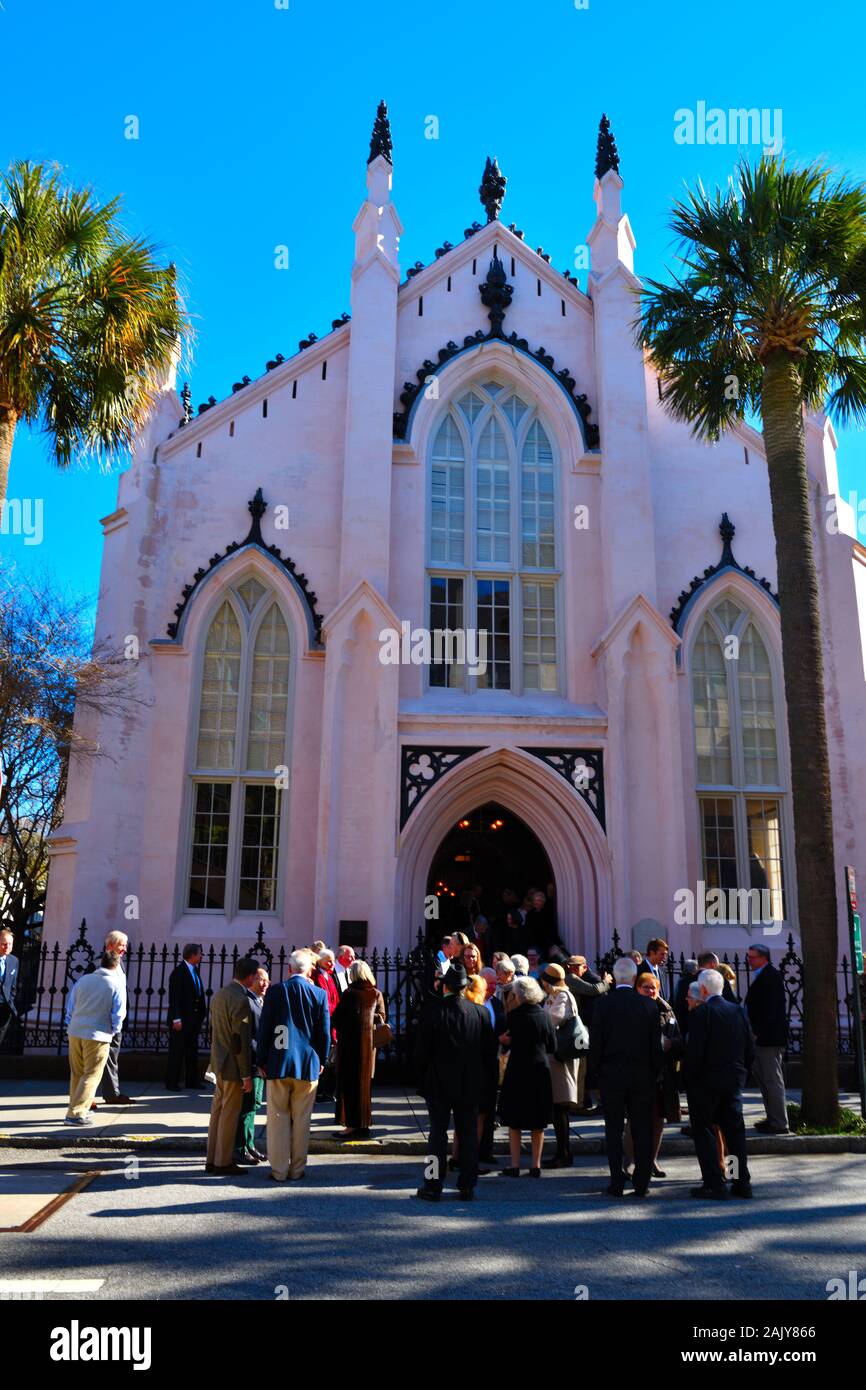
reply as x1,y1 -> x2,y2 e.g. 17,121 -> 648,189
0,1079 -> 863,1155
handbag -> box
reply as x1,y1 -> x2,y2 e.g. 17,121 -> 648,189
554,1000 -> 589,1063
373,1021 -> 393,1049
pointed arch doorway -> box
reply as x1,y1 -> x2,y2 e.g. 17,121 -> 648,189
426,800 -> 555,941
395,748 -> 613,960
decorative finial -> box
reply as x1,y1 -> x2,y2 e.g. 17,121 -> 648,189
594,113 -> 620,180
246,487 -> 268,545
479,156 -> 507,223
180,381 -> 192,425
368,100 -> 393,165
479,251 -> 513,337
719,512 -> 736,565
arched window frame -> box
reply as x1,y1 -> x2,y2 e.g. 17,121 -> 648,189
180,575 -> 295,921
425,375 -> 563,697
686,588 -> 793,929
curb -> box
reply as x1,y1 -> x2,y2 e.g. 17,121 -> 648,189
1,1133 -> 864,1157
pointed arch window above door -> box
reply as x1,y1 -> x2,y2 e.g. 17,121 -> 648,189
426,377 -> 560,695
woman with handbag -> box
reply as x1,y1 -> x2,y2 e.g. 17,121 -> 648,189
540,963 -> 588,1168
331,960 -> 389,1139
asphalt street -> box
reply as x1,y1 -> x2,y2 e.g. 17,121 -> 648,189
1,1148 -> 864,1301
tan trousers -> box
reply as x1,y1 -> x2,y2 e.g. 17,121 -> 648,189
207,1077 -> 244,1167
67,1037 -> 111,1119
576,1054 -> 587,1107
267,1077 -> 318,1179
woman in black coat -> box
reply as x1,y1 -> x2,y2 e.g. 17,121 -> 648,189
497,976 -> 556,1178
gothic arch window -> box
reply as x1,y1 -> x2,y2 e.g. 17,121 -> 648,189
186,578 -> 291,916
690,595 -> 787,924
427,377 -> 560,694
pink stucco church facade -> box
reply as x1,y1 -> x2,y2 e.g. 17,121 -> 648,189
44,110 -> 866,964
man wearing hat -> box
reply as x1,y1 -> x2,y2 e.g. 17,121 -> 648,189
413,962 -> 495,1203
565,955 -> 611,1115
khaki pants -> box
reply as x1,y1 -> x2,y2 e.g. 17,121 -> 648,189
576,1054 -> 587,1107
267,1077 -> 318,1180
207,1077 -> 244,1167
67,1037 -> 111,1119
753,1045 -> 787,1130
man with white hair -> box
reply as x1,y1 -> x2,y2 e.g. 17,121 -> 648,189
588,955 -> 664,1198
684,969 -> 755,1199
96,930 -> 136,1107
256,949 -> 331,1182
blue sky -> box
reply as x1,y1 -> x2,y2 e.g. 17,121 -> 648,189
2,0 -> 865,607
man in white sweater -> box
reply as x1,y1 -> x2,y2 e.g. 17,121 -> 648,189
64,951 -> 127,1124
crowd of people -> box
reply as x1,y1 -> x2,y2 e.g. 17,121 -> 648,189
412,932 -> 791,1201
16,914 -> 791,1198
45,917 -> 795,1200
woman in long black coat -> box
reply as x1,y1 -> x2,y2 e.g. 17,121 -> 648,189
497,976 -> 556,1177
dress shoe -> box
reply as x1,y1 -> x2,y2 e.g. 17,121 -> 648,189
499,1167 -> 521,1178
651,1164 -> 666,1179
602,1185 -> 625,1197
252,1147 -> 268,1162
527,1168 -> 541,1179
89,1101 -> 99,1111
211,1164 -> 249,1176
456,1189 -> 474,1202
165,1084 -> 182,1092
680,1124 -> 692,1137
106,1094 -> 136,1105
413,1187 -> 441,1202
542,1153 -> 573,1169
236,1150 -> 260,1165
731,1183 -> 754,1199
753,1118 -> 773,1131
691,1184 -> 730,1199
476,1165 -> 495,1176
205,1162 -> 216,1172
631,1189 -> 650,1199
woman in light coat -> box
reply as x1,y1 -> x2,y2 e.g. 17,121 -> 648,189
540,963 -> 586,1168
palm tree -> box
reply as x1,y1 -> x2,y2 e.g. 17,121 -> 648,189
636,157 -> 866,1128
0,160 -> 188,505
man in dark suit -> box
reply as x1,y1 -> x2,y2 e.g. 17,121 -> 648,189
166,943 -> 207,1090
0,929 -> 20,1049
414,962 -> 495,1203
257,949 -> 330,1182
674,959 -> 700,1038
685,969 -> 755,1198
588,955 -> 664,1198
697,951 -> 737,1003
745,944 -> 789,1134
639,937 -> 670,989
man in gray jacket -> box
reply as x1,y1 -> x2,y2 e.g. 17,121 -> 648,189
64,952 -> 127,1124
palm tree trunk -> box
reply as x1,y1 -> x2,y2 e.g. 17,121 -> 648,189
761,351 -> 840,1128
0,407 -> 16,508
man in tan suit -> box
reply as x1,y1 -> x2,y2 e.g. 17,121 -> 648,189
206,957 -> 259,1175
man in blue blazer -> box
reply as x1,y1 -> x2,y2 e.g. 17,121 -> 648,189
257,949 -> 330,1181
0,929 -> 20,1049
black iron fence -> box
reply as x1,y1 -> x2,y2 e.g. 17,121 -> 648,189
6,919 -> 863,1068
